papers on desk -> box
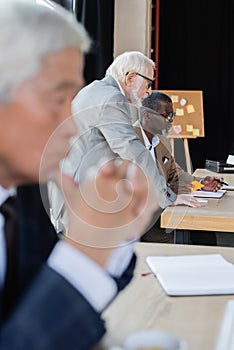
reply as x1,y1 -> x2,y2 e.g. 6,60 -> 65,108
192,189 -> 226,198
146,254 -> 234,296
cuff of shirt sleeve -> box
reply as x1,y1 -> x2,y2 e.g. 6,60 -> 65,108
105,240 -> 136,278
47,240 -> 117,313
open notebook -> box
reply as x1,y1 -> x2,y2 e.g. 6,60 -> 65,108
146,254 -> 234,296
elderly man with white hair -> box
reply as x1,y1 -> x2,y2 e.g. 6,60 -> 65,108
49,50 -> 204,233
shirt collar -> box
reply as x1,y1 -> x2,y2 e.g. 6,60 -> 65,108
113,77 -> 126,96
0,185 -> 16,206
139,123 -> 160,149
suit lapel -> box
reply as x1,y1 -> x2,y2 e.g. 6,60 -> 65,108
133,124 -> 146,146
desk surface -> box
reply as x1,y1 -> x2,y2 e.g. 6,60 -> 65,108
161,169 -> 234,232
102,242 -> 234,350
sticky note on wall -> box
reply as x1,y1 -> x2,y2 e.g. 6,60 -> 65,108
173,125 -> 182,134
193,129 -> 200,136
176,108 -> 184,116
171,95 -> 179,103
187,104 -> 195,113
186,124 -> 193,132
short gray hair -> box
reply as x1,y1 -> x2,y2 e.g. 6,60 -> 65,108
106,51 -> 155,82
0,0 -> 90,103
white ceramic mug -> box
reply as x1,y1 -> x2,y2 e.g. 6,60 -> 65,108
110,329 -> 187,350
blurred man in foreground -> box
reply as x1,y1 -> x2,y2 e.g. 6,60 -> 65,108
0,1 -> 157,349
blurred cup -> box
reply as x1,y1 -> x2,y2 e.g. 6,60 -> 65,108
122,329 -> 187,350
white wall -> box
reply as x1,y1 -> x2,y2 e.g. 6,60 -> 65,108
114,0 -> 152,57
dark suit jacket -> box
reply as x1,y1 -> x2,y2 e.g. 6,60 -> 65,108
0,184 -> 136,350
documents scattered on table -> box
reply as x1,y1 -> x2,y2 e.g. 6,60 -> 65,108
146,254 -> 234,296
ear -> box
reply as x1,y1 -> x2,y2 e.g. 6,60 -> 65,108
141,111 -> 150,126
143,111 -> 150,120
125,71 -> 135,86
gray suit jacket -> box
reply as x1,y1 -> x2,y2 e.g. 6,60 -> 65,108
49,76 -> 176,226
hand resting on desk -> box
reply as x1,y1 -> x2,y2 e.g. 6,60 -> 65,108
201,176 -> 223,192
173,194 -> 202,208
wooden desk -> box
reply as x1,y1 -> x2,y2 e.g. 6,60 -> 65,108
102,242 -> 234,350
160,169 -> 234,243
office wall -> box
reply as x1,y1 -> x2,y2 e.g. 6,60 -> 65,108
114,0 -> 152,57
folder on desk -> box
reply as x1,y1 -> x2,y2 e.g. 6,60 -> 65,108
146,254 -> 234,296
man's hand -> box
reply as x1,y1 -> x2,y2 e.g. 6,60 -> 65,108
173,194 -> 202,207
55,160 -> 158,265
201,176 -> 223,192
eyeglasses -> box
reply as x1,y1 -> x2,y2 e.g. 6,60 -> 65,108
126,71 -> 154,89
160,112 -> 176,122
135,72 -> 154,89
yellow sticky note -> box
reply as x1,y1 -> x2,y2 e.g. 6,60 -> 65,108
193,129 -> 200,136
187,104 -> 195,113
171,95 -> 179,103
176,108 -> 184,116
191,180 -> 204,191
186,124 -> 193,132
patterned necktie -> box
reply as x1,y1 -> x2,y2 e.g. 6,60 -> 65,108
0,196 -> 18,318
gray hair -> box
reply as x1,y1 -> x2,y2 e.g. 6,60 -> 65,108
106,51 -> 155,82
0,0 -> 90,103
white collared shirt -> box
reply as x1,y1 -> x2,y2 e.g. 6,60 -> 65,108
140,124 -> 159,162
114,77 -> 125,96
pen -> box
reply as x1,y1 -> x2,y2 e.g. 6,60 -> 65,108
214,178 -> 229,186
141,272 -> 153,277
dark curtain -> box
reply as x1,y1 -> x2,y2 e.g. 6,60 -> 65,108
75,0 -> 114,84
158,0 -> 234,169
53,0 -> 114,85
